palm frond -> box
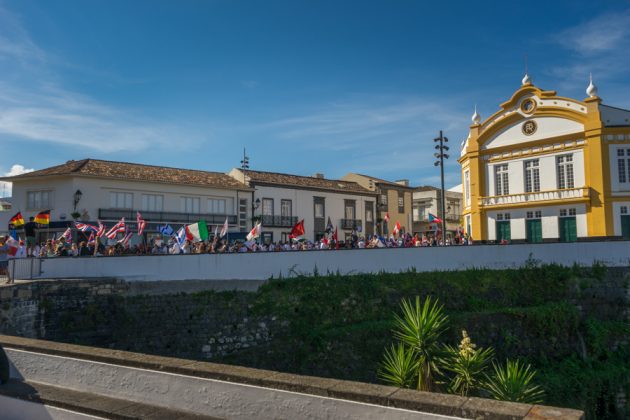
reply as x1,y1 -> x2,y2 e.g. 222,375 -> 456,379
484,359 -> 545,404
378,343 -> 418,388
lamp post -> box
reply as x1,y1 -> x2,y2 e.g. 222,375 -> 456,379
434,131 -> 449,245
73,189 -> 83,211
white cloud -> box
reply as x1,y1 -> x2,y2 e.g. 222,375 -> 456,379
0,164 -> 34,197
0,5 -> 196,153
555,10 -> 630,54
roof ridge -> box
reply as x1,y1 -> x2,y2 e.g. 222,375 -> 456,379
75,158 -> 232,176
244,168 -> 359,184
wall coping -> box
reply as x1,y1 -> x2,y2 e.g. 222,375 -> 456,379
0,335 -> 584,420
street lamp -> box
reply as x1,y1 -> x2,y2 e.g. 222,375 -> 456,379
73,189 -> 83,211
434,131 -> 449,245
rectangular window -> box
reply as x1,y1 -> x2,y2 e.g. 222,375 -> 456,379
568,208 -> 576,216
262,198 -> 273,216
524,159 -> 540,193
621,206 -> 628,215
27,190 -> 52,209
494,164 -> 509,195
181,197 -> 200,214
208,198 -> 227,214
398,192 -> 404,213
557,154 -> 575,189
464,170 -> 470,207
559,209 -> 567,217
366,207 -> 374,222
617,148 -> 630,183
344,200 -> 356,220
314,202 -> 324,218
281,199 -> 292,218
141,194 -> 163,212
380,193 -> 388,205
496,213 -> 503,221
239,199 -> 248,231
110,192 -> 133,209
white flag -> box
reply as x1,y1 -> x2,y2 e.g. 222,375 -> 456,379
246,222 -> 261,241
220,218 -> 229,238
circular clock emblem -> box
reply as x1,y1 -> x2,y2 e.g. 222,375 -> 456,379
522,120 -> 537,136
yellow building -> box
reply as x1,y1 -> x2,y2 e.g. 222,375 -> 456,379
459,74 -> 630,242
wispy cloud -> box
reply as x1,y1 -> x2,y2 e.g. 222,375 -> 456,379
548,9 -> 630,103
0,164 -> 34,197
0,4 -> 194,153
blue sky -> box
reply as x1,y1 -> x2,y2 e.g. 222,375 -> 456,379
1,0 -> 630,196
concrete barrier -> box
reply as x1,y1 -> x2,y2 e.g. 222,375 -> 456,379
0,335 -> 584,419
12,241 -> 630,282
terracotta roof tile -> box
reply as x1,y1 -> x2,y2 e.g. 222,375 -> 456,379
2,159 -> 249,190
243,170 -> 374,195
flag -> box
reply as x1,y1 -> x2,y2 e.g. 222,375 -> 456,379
213,224 -> 219,239
34,210 -> 51,225
136,211 -> 146,236
96,221 -> 106,237
87,232 -> 95,245
6,236 -> 19,256
220,218 -> 229,238
61,227 -> 72,242
383,212 -> 390,223
186,220 -> 209,242
332,226 -> 339,250
289,219 -> 305,240
74,222 -> 96,232
158,224 -> 174,236
325,217 -> 334,234
246,222 -> 261,241
118,231 -> 133,246
105,218 -> 126,239
9,212 -> 25,228
428,213 -> 443,224
176,226 -> 187,247
392,221 -> 401,237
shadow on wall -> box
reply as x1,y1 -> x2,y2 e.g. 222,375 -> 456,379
0,344 -> 54,420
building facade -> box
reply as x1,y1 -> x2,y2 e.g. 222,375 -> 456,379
1,159 -> 252,241
412,186 -> 462,238
459,75 -> 630,242
342,174 -> 414,236
229,169 -> 377,243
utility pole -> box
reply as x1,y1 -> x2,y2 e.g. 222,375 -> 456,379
240,148 -> 253,230
434,131 -> 449,245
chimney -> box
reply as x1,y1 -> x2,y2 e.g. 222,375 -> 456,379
395,179 -> 409,187
313,173 -> 325,179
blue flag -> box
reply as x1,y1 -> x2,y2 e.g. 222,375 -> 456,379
158,224 -> 174,236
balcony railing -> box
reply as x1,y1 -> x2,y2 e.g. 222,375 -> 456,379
341,219 -> 362,230
260,215 -> 298,227
480,187 -> 589,207
99,209 -> 237,225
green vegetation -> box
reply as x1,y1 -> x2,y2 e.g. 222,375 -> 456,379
484,360 -> 544,404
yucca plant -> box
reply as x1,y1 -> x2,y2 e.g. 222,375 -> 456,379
392,296 -> 449,391
484,359 -> 545,404
441,330 -> 494,397
378,342 -> 418,388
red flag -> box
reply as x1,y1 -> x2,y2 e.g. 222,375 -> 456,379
289,219 -> 305,240
333,227 -> 339,250
384,212 -> 390,223
393,221 -> 401,237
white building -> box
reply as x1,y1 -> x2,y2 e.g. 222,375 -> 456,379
1,159 -> 252,241
412,186 -> 462,237
229,169 -> 377,243
460,75 -> 630,242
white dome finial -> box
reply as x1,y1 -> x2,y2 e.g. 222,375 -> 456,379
471,104 -> 481,124
586,73 -> 598,98
522,72 -> 532,86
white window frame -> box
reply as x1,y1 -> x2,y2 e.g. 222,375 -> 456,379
27,190 -> 52,210
262,198 -> 274,216
557,154 -> 575,189
208,198 -> 227,215
464,170 -> 470,207
524,159 -> 540,193
616,148 -> 630,184
110,192 -> 133,209
280,199 -> 292,218
494,164 -> 509,196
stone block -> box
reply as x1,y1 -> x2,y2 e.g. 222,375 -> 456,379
388,388 -> 468,417
264,372 -> 339,397
327,379 -> 399,406
525,405 -> 585,419
460,396 -> 533,420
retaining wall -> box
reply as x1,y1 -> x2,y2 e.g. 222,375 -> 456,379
13,241 -> 630,282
